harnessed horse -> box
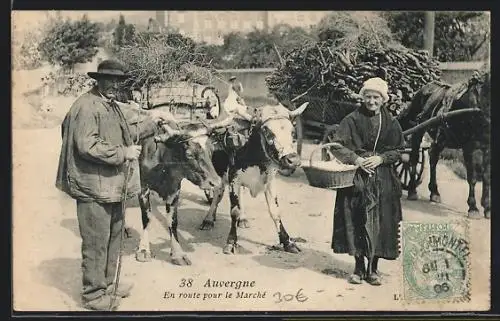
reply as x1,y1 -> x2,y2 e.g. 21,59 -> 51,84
398,70 -> 490,219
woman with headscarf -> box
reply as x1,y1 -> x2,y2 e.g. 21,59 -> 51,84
329,77 -> 405,286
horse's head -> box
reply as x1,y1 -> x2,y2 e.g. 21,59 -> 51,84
250,102 -> 309,170
466,70 -> 490,117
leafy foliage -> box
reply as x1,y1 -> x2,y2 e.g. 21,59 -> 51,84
41,72 -> 96,96
210,25 -> 317,69
383,11 -> 490,61
12,28 -> 43,70
112,14 -> 137,50
194,43 -> 225,69
38,14 -> 101,71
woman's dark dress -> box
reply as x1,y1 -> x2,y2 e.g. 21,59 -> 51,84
331,105 -> 405,260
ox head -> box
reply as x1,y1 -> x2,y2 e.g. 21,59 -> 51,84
153,123 -> 222,190
252,102 -> 309,170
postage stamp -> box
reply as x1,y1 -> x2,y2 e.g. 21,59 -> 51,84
400,220 -> 471,303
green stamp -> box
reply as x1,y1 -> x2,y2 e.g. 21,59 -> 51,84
400,221 -> 471,303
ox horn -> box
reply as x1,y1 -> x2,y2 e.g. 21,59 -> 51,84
289,102 -> 309,118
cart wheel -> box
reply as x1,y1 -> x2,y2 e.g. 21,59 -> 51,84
395,147 -> 427,190
321,125 -> 339,161
278,118 -> 302,177
201,86 -> 220,119
415,147 -> 428,186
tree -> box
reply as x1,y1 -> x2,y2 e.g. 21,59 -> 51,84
219,32 -> 248,68
194,43 -> 225,69
113,14 -> 126,48
383,11 -> 490,61
124,24 -> 136,45
239,29 -> 280,68
12,20 -> 43,70
105,19 -> 117,32
273,24 -> 318,55
38,14 -> 101,72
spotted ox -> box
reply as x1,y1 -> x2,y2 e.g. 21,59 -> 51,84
135,121 -> 224,265
200,102 -> 309,254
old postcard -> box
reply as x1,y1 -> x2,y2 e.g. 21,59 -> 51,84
12,10 -> 491,312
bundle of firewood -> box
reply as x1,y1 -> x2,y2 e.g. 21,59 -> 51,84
266,41 -> 442,115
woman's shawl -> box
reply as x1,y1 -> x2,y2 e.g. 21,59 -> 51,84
330,105 -> 405,165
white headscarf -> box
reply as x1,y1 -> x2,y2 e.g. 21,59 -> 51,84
359,77 -> 390,103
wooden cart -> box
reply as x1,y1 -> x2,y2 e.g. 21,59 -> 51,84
140,80 -> 221,123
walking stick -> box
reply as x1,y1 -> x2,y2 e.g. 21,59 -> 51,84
109,102 -> 141,311
109,160 -> 132,311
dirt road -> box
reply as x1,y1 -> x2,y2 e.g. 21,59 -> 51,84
12,127 -> 490,312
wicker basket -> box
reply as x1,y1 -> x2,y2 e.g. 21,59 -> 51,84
302,142 -> 359,190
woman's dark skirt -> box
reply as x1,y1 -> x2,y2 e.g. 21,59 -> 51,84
331,166 -> 403,260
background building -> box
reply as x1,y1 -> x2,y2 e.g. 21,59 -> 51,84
125,11 -> 329,44
14,11 -> 328,44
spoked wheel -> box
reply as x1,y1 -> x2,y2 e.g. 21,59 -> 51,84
394,147 -> 427,190
321,125 -> 339,161
278,116 -> 303,177
201,86 -> 220,119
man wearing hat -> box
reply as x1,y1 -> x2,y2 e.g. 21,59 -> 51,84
328,77 -> 405,286
56,60 -> 174,310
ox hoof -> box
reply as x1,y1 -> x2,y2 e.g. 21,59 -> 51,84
468,210 -> 482,220
407,192 -> 418,201
284,242 -> 302,254
430,194 -> 441,203
171,254 -> 192,266
223,243 -> 239,254
199,220 -> 215,230
135,250 -> 152,262
237,218 -> 250,228
484,210 -> 491,219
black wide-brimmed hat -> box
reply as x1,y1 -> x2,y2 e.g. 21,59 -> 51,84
87,59 -> 130,80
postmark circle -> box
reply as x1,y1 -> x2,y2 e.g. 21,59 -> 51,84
403,230 -> 469,300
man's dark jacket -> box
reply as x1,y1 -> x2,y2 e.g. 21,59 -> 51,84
56,88 -> 157,203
